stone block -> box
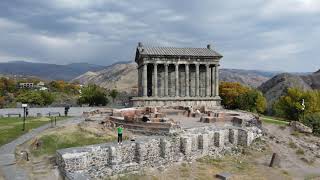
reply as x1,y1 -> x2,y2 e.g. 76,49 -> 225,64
214,131 -> 225,147
229,129 -> 238,145
198,134 -> 209,153
238,129 -> 254,146
180,136 -> 192,156
216,172 -> 232,180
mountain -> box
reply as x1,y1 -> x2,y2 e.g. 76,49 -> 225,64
258,70 -> 320,107
0,61 -> 106,81
72,62 -> 137,92
220,69 -> 278,87
72,62 -> 279,92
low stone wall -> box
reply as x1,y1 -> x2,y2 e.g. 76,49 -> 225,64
56,126 -> 262,179
108,116 -> 180,135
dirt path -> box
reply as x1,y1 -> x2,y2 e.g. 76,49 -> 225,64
0,117 -> 84,180
258,123 -> 320,180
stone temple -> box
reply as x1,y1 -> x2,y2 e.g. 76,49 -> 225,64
132,42 -> 223,109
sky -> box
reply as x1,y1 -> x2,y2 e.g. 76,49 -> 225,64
0,0 -> 319,72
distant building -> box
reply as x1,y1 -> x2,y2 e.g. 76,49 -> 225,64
36,81 -> 45,87
19,82 -> 34,89
39,87 -> 48,91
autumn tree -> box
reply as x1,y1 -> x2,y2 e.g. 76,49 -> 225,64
0,96 -> 5,108
219,82 -> 250,109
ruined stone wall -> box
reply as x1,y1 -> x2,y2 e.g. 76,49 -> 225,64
56,126 -> 262,179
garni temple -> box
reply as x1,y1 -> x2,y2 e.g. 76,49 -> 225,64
132,42 -> 223,108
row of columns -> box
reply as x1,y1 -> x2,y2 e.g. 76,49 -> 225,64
141,63 -> 219,97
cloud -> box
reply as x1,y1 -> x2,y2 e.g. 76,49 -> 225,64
0,0 -> 319,71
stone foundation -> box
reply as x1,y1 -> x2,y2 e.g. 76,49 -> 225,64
131,97 -> 221,109
56,126 -> 262,179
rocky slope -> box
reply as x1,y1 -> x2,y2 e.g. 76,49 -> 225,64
72,62 -> 279,92
258,70 -> 320,107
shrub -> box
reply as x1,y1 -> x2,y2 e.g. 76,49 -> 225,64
302,113 -> 320,136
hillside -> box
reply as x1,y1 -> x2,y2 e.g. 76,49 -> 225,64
73,62 -> 279,92
258,70 -> 320,107
0,61 -> 106,81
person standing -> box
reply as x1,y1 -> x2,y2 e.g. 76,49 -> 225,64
117,125 -> 123,145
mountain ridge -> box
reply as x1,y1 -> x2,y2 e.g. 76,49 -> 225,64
0,61 -> 107,81
72,62 -> 281,92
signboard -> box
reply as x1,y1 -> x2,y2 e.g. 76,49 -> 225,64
22,104 -> 28,108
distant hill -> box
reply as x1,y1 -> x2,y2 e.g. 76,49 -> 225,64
72,62 -> 279,92
258,70 -> 320,107
0,61 -> 106,81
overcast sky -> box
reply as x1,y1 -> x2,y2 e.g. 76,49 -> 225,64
0,0 -> 319,72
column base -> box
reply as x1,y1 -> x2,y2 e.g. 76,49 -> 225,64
131,97 -> 221,109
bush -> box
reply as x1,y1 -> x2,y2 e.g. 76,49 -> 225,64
302,113 -> 320,136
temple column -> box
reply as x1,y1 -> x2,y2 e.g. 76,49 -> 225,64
195,63 -> 199,97
185,64 -> 189,97
211,66 -> 214,97
214,64 -> 219,97
164,63 -> 168,97
143,63 -> 148,97
153,63 -> 158,97
206,64 -> 210,97
175,63 -> 179,97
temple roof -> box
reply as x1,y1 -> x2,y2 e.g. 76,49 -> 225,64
136,45 -> 223,58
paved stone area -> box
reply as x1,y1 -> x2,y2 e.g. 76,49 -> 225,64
0,116 -> 84,180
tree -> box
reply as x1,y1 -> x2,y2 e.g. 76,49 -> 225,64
40,91 -> 55,106
78,84 -> 109,106
219,82 -> 250,109
15,91 -> 55,106
272,88 -> 320,121
236,89 -> 267,113
109,89 -> 119,103
16,91 -> 44,105
0,96 -> 5,108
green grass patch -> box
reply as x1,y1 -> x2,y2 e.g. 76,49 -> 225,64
0,116 -> 69,146
260,116 -> 289,126
31,128 -> 116,157
288,141 -> 298,149
296,148 -> 305,155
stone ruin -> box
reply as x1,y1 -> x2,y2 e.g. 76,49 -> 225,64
56,106 -> 263,179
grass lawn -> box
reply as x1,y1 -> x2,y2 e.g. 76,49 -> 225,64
260,116 -> 290,126
31,125 -> 116,157
0,116 -> 69,146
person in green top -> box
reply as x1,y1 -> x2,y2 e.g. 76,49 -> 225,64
117,125 -> 123,144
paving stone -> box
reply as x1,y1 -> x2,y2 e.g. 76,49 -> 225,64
216,172 -> 232,180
